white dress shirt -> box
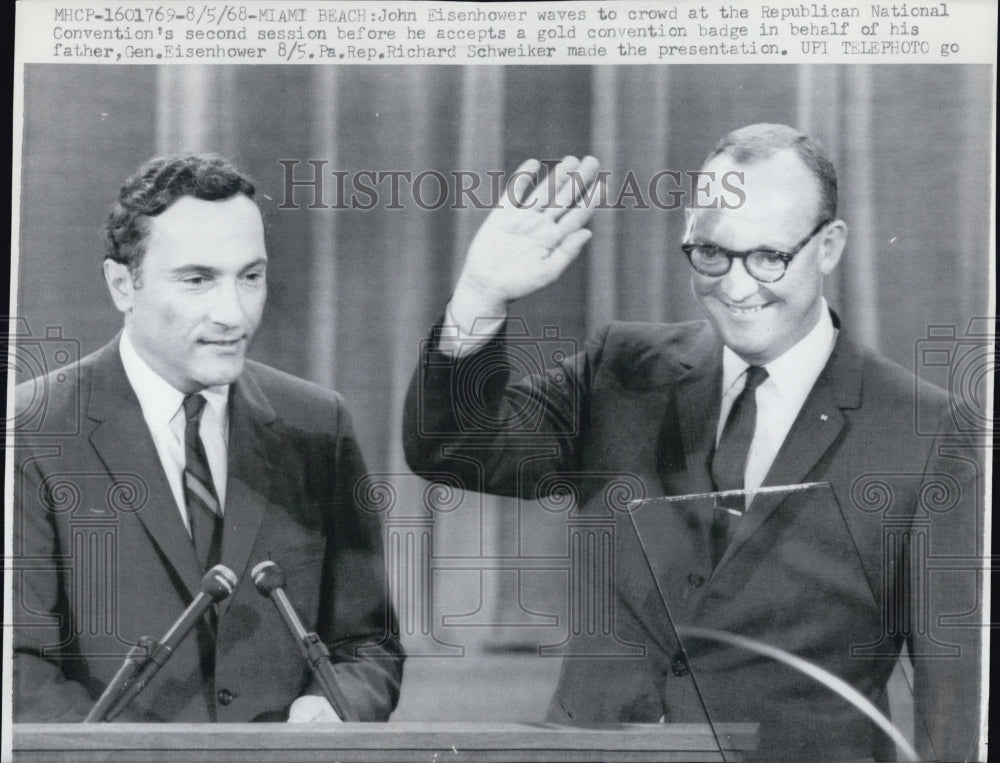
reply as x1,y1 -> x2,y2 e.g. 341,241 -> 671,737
119,330 -> 230,530
437,302 -> 506,358
716,303 -> 837,493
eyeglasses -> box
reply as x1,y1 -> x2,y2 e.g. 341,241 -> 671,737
681,219 -> 830,283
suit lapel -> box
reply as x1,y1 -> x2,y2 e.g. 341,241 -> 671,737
670,342 -> 722,496
87,342 -> 282,606
628,330 -> 723,605
715,331 -> 865,572
86,339 -> 205,600
218,366 -> 278,611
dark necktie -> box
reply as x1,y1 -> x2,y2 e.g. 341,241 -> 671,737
183,394 -> 223,571
709,365 -> 768,568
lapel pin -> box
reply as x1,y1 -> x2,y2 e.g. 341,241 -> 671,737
820,414 -> 829,422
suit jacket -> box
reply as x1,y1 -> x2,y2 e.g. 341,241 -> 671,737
403,318 -> 983,761
12,338 -> 404,722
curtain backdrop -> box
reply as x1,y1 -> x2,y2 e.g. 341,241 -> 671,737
16,63 -> 993,722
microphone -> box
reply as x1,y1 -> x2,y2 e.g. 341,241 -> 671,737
251,560 -> 358,722
103,564 -> 238,722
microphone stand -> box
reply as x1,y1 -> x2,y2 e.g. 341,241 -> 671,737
252,561 -> 359,721
83,636 -> 158,723
98,564 -> 237,722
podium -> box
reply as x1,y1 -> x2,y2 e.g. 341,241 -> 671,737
13,722 -> 757,761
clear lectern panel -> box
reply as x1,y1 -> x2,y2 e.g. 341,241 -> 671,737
623,483 -> 918,762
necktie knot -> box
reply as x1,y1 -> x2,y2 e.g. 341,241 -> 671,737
743,365 -> 768,393
183,393 -> 208,424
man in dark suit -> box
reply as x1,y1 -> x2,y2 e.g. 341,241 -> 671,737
402,125 -> 983,760
12,155 -> 404,722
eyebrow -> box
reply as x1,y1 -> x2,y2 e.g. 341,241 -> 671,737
240,258 -> 268,272
687,217 -> 828,252
170,258 -> 267,277
689,240 -> 786,252
171,265 -> 218,278
685,232 -> 798,252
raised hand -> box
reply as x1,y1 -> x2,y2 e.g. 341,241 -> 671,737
452,155 -> 601,323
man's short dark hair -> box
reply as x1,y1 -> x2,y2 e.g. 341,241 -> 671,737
103,154 -> 258,270
705,123 -> 838,223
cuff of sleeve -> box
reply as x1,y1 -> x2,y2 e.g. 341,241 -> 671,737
435,302 -> 506,359
287,694 -> 343,723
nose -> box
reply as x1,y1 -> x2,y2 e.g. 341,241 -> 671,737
717,257 -> 760,302
208,280 -> 246,329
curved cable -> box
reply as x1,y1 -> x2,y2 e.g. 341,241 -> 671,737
676,625 -> 919,762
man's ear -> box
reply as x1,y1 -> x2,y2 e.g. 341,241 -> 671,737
818,219 -> 847,276
103,259 -> 136,314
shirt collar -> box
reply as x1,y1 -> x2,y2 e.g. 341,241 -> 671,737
119,328 -> 230,426
721,300 -> 837,397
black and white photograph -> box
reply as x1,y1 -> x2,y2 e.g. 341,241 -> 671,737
5,1 -> 995,760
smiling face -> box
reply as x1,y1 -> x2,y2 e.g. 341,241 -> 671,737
104,194 -> 267,393
686,149 -> 846,365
